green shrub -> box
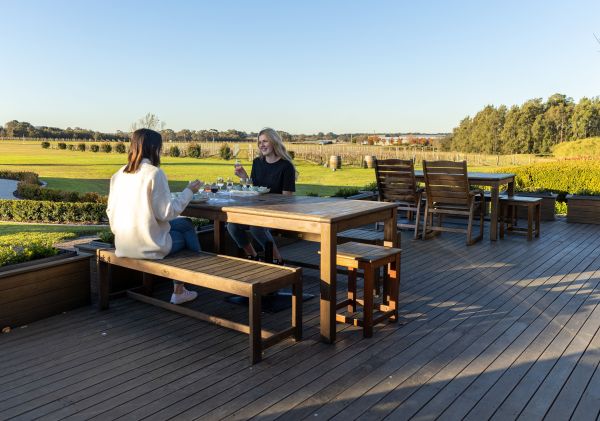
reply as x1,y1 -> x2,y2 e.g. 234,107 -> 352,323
0,232 -> 79,268
219,143 -> 232,160
41,141 -> 50,149
97,230 -> 115,244
100,143 -> 112,153
0,199 -> 107,223
305,192 -> 319,197
187,143 -> 202,158
90,144 -> 100,152
0,171 -> 39,184
67,144 -> 75,151
169,145 -> 181,157
77,143 -> 86,152
115,142 -> 127,153
57,142 -> 67,150
332,187 -> 361,198
289,150 -> 295,159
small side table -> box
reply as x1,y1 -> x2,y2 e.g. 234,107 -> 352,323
499,196 -> 542,241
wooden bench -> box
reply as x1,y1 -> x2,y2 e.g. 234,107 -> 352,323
97,249 -> 302,364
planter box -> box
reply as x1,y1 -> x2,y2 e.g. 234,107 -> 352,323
567,195 -> 600,224
0,251 -> 92,328
515,192 -> 557,221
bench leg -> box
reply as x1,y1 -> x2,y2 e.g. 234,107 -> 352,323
249,292 -> 262,364
292,276 -> 303,341
98,259 -> 111,310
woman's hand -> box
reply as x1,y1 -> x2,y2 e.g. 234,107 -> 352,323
234,165 -> 249,179
187,179 -> 203,193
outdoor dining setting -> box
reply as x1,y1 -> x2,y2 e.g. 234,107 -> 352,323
2,2 -> 600,418
3,153 -> 600,419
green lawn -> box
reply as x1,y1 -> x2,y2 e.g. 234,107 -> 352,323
0,142 -> 379,196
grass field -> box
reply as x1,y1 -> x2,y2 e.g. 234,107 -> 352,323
0,142 -> 384,196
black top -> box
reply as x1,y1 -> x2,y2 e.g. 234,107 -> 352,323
250,157 -> 296,194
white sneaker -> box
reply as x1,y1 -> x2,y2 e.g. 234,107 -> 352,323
170,288 -> 198,305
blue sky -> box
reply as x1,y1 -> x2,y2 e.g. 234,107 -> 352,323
1,0 -> 599,134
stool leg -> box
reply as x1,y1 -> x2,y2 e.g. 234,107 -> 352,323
348,268 -> 357,313
292,276 -> 302,341
363,267 -> 374,338
389,255 -> 401,322
527,206 -> 533,241
499,202 -> 505,239
536,203 -> 541,238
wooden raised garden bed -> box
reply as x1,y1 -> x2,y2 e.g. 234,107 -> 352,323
0,251 -> 92,328
567,195 -> 600,224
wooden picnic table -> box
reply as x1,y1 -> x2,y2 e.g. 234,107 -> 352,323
182,193 -> 398,343
414,171 -> 515,241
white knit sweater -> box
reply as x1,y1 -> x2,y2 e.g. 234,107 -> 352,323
106,159 -> 193,259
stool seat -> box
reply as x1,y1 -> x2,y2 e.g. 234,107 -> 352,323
334,242 -> 402,337
337,228 -> 386,245
336,242 -> 402,265
500,196 -> 542,241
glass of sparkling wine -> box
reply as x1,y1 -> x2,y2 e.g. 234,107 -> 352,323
216,177 -> 224,192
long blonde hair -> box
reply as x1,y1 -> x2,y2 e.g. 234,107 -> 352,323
258,128 -> 299,180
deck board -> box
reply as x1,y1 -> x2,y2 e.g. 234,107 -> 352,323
1,219 -> 600,420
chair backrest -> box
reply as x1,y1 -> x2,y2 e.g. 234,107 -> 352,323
374,159 -> 418,204
422,160 -> 471,207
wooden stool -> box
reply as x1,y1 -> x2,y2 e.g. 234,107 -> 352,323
334,242 -> 401,338
499,196 -> 542,241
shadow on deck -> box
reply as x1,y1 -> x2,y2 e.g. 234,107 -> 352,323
2,218 -> 600,420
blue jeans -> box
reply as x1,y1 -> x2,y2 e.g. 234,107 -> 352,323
168,218 -> 201,285
227,223 -> 275,253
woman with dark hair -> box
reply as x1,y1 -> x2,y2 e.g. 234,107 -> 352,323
228,128 -> 298,264
107,128 -> 203,304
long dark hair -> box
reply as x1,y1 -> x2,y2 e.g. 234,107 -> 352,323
124,128 -> 162,173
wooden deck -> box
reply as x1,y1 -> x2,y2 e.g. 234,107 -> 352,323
2,218 -> 600,420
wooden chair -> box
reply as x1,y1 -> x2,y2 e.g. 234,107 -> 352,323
422,160 -> 484,245
374,158 -> 423,239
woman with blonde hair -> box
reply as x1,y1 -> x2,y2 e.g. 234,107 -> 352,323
229,128 -> 298,264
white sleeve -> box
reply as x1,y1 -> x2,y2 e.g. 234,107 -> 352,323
151,169 -> 193,222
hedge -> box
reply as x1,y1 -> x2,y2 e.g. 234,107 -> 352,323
494,161 -> 600,198
0,199 -> 107,223
0,170 -> 39,184
16,183 -> 107,204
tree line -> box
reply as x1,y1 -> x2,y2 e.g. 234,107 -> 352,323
446,94 -> 600,154
0,117 -> 445,145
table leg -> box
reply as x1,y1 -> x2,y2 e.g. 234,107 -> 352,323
213,220 -> 225,253
320,224 -> 337,343
383,208 -> 398,248
490,186 -> 500,241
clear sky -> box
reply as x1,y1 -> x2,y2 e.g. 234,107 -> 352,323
1,0 -> 599,134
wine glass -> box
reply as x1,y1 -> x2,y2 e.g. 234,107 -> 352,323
208,184 -> 218,198
216,177 -> 224,192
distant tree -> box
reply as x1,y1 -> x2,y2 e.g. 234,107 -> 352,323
187,143 -> 202,158
101,143 -> 112,153
115,142 -> 127,153
169,145 -> 181,157
161,128 -> 176,142
131,113 -> 165,132
77,143 -> 86,152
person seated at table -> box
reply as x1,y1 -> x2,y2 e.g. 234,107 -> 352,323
106,128 -> 204,305
228,127 -> 298,265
